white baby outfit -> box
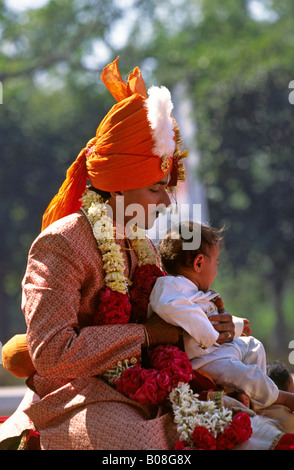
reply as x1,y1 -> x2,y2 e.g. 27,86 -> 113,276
149,275 -> 279,410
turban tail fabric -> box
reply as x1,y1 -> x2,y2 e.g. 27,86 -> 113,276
42,57 -> 187,231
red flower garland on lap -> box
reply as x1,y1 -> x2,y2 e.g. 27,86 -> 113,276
114,346 -> 252,450
115,344 -> 193,405
149,344 -> 194,388
192,427 -> 217,450
192,412 -> 252,450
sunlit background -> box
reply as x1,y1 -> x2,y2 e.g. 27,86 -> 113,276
1,0 -> 294,388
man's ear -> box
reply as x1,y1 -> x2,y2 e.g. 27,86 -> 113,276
193,254 -> 204,272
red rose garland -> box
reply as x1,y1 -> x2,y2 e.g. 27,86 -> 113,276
192,426 -> 217,450
94,288 -> 132,325
93,264 -> 164,325
130,264 -> 165,323
114,345 -> 193,405
192,412 -> 252,450
114,345 -> 252,450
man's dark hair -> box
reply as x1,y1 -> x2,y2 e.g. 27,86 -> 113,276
267,360 -> 291,391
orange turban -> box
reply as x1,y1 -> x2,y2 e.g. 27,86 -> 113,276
42,57 -> 187,231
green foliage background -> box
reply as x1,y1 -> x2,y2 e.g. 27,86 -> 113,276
1,0 -> 294,384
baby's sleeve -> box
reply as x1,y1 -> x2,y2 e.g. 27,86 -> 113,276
149,276 -> 219,351
232,316 -> 244,338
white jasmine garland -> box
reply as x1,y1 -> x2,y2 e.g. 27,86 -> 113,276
80,188 -> 156,294
169,382 -> 232,445
127,224 -> 157,266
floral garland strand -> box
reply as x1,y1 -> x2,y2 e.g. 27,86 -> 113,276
125,223 -> 165,323
102,344 -> 252,450
170,382 -> 252,450
81,188 -> 164,325
81,189 -> 130,294
114,344 -> 193,405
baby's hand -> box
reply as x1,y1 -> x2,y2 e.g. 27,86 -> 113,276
242,318 -> 252,336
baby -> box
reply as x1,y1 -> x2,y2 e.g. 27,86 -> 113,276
149,221 -> 294,412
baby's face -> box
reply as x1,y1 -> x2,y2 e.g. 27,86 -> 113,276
198,245 -> 220,292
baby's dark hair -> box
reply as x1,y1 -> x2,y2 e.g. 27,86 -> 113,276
266,361 -> 292,391
158,221 -> 224,275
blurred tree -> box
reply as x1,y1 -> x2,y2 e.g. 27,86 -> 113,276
134,0 -> 294,351
193,1 -> 294,352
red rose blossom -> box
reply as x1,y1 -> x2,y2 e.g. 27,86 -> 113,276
156,369 -> 173,394
216,434 -> 235,450
192,427 -> 216,450
149,344 -> 190,369
149,345 -> 193,386
216,412 -> 252,449
174,441 -> 187,450
227,412 -> 252,443
114,364 -> 145,396
114,345 -> 192,406
130,264 -> 165,323
133,374 -> 167,405
115,365 -> 169,405
93,287 -> 132,325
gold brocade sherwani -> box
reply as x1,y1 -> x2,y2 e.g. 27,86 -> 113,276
0,212 -> 178,450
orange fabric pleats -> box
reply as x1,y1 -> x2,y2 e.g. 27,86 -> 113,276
86,92 -> 172,191
101,56 -> 147,101
42,147 -> 89,231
